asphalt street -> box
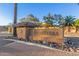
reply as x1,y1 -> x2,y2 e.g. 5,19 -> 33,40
0,32 -> 14,47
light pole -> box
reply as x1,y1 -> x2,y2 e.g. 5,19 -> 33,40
13,3 -> 17,37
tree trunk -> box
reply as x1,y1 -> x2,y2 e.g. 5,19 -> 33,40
62,26 -> 64,39
75,26 -> 78,33
68,26 -> 71,32
75,26 -> 77,33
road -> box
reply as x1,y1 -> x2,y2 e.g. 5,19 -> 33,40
0,32 -> 79,56
0,32 -> 14,47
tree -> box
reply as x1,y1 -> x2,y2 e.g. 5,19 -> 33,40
73,19 -> 79,32
64,16 -> 75,32
54,15 -> 65,39
53,14 -> 64,26
20,14 -> 39,22
43,13 -> 54,26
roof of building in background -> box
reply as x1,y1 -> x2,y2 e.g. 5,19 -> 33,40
14,21 -> 40,27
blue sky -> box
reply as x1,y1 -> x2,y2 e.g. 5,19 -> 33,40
0,3 -> 79,25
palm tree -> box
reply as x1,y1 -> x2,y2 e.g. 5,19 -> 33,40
64,16 -> 75,32
73,19 -> 79,32
13,3 -> 17,37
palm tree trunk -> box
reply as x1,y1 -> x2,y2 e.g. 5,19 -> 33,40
13,3 -> 17,37
75,26 -> 78,33
62,26 -> 64,39
68,26 -> 71,32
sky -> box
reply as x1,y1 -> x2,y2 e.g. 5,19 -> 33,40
0,3 -> 79,26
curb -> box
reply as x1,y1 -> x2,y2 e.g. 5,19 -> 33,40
4,39 -> 77,54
